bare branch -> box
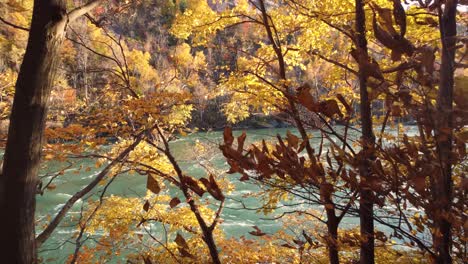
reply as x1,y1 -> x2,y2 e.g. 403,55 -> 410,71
0,16 -> 29,31
68,0 -> 103,23
36,131 -> 145,247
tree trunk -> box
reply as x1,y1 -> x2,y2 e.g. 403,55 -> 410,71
355,0 -> 375,263
0,1 -> 68,262
0,0 -> 101,261
434,1 -> 457,263
325,208 -> 340,264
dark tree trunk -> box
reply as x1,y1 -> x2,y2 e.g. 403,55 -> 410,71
0,0 -> 101,260
325,207 -> 340,264
355,0 -> 375,263
434,1 -> 457,263
0,1 -> 67,262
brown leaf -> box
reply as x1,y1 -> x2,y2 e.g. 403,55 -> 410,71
392,0 -> 406,36
143,200 -> 150,212
175,233 -> 189,249
370,9 -> 414,60
178,248 -> 194,258
240,173 -> 249,181
143,256 -> 153,264
199,177 -> 210,188
262,139 -> 269,153
391,50 -> 402,62
320,182 -> 334,200
371,10 -> 397,45
237,131 -> 247,152
297,140 -> 307,153
286,130 -> 299,149
249,226 -> 266,236
224,126 -> 234,146
200,175 -> 225,201
412,175 -> 426,193
319,99 -> 343,118
350,47 -> 384,79
222,146 -> 249,167
371,3 -> 397,35
416,46 -> 436,75
209,175 -> 224,197
252,145 -> 274,178
146,174 -> 160,194
183,176 -> 205,196
297,85 -> 319,112
170,197 -> 181,208
226,159 -> 242,174
175,233 -> 194,258
391,105 -> 401,116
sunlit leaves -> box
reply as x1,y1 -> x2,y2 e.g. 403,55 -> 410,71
218,73 -> 286,123
170,0 -> 238,45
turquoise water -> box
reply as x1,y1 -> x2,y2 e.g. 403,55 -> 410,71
36,128 -> 309,262
30,127 -> 418,262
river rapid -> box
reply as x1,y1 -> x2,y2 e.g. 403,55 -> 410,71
31,127 -> 418,262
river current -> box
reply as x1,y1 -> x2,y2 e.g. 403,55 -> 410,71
33,127 -> 417,262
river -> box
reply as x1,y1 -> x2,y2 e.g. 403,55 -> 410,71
31,127 -> 417,262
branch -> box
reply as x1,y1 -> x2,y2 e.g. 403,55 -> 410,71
68,0 -> 103,23
35,132 -> 144,247
70,167 -> 119,264
0,16 -> 29,31
381,62 -> 416,73
310,49 -> 358,76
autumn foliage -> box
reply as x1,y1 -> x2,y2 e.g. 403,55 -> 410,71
0,0 -> 466,263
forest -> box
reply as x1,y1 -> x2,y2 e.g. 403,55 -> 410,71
0,0 -> 467,263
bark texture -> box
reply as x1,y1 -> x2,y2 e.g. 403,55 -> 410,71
325,206 -> 340,264
434,1 -> 457,263
0,0 -> 101,260
0,1 -> 67,262
355,0 -> 375,263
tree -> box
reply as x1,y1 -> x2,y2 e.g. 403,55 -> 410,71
433,1 -> 458,263
173,1 -> 466,263
0,0 -> 102,262
0,0 -> 464,262
354,0 -> 376,262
